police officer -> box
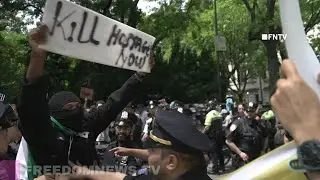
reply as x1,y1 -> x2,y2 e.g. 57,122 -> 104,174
103,111 -> 143,174
68,110 -> 212,180
226,103 -> 268,170
203,107 -> 225,174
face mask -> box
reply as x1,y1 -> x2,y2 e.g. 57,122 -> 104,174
53,108 -> 84,132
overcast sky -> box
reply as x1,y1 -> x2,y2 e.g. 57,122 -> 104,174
138,0 -> 159,13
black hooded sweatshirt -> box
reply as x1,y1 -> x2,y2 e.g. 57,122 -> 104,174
17,74 -> 143,176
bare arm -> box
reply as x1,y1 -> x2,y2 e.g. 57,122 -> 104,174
226,139 -> 242,155
127,148 -> 149,161
70,171 -> 126,180
110,147 -> 149,161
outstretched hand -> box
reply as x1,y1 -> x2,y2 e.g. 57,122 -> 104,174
109,147 -> 132,157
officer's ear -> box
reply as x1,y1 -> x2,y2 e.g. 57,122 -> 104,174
161,149 -> 179,170
166,154 -> 178,170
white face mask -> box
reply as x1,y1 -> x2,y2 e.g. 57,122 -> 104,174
97,104 -> 103,107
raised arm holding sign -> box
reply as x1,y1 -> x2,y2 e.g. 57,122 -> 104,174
39,0 -> 156,73
17,1 -> 155,177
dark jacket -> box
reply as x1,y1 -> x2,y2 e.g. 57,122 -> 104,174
17,74 -> 142,176
123,166 -> 211,180
103,141 -> 142,174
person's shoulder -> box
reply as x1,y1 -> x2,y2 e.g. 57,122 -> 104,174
229,118 -> 243,132
232,117 -> 243,124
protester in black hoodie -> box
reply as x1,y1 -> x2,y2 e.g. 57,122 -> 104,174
17,24 -> 155,178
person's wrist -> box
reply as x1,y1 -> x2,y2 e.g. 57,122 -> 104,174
127,149 -> 134,156
293,126 -> 320,145
31,50 -> 46,59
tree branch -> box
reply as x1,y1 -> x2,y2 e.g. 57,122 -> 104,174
20,4 -> 43,14
230,72 -> 240,91
186,0 -> 195,13
103,0 -> 113,16
304,10 -> 320,33
242,0 -> 252,12
241,70 -> 249,93
127,0 -> 141,27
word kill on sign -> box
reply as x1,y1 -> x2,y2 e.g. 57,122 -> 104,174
39,0 -> 156,73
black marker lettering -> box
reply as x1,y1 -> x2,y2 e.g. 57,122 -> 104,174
135,56 -> 142,67
127,33 -> 135,50
137,56 -> 146,69
142,42 -> 150,56
119,33 -> 128,48
68,22 -> 77,42
89,16 -> 100,45
130,36 -> 142,52
128,53 -> 136,66
107,25 -> 121,46
50,1 -> 76,40
115,48 -> 127,67
78,12 -> 100,45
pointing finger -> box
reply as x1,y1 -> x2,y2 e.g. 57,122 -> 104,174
281,60 -> 300,80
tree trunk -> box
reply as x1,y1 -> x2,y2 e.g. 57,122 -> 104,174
238,93 -> 244,103
265,41 -> 280,97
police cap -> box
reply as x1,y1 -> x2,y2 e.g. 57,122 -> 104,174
145,110 -> 211,155
115,111 -> 137,127
247,102 -> 258,112
0,102 -> 17,130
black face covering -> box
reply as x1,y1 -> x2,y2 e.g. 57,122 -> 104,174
48,91 -> 84,132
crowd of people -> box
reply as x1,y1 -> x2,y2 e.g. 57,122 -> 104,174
0,23 -> 320,180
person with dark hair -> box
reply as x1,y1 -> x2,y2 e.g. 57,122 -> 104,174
16,24 -> 155,179
103,111 -> 142,175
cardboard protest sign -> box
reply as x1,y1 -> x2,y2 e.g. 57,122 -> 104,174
80,87 -> 94,100
280,0 -> 320,99
39,0 -> 156,73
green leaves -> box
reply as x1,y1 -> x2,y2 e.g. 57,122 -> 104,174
0,31 -> 28,102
